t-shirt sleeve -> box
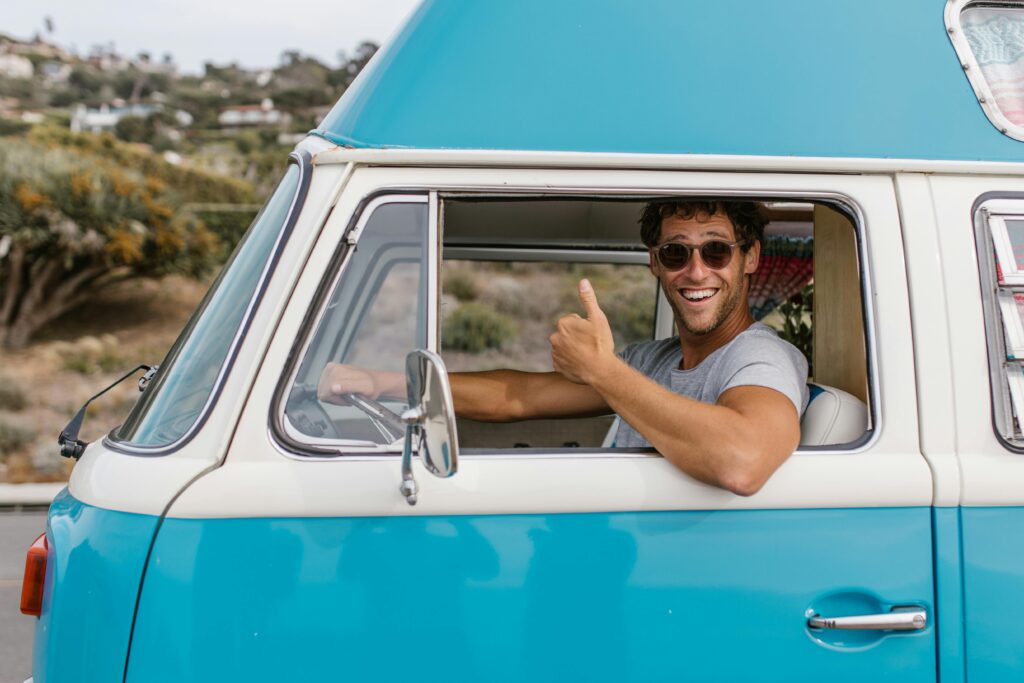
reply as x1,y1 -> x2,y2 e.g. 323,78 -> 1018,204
717,335 -> 809,415
617,342 -> 641,367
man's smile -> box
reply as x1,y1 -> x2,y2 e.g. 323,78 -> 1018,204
679,287 -> 719,303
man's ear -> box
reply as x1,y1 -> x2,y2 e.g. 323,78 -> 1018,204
648,251 -> 658,277
743,239 -> 761,275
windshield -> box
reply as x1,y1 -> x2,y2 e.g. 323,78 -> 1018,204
115,161 -> 303,448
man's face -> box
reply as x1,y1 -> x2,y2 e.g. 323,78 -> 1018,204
649,211 -> 760,337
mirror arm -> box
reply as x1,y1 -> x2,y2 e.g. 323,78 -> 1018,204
399,405 -> 426,506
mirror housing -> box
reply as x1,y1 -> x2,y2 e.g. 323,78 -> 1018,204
400,350 -> 459,505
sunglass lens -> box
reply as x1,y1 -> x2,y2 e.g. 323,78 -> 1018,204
700,241 -> 734,268
658,243 -> 691,269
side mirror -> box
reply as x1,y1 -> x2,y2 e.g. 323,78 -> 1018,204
399,349 -> 459,505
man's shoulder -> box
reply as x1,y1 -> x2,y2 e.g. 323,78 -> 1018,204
716,323 -> 810,412
724,323 -> 803,361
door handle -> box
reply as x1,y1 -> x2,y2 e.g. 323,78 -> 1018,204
808,609 -> 927,631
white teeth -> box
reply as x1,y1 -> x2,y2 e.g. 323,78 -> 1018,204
681,288 -> 717,301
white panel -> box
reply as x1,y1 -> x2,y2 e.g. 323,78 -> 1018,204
930,176 -> 1024,506
893,174 -> 961,506
164,166 -> 929,518
169,452 -> 932,518
311,146 -> 1024,176
69,163 -> 352,515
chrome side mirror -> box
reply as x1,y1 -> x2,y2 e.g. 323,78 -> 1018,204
399,349 -> 459,505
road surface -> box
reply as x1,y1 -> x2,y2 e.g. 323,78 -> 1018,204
0,510 -> 47,683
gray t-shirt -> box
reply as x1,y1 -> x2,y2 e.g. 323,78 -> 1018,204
614,322 -> 809,448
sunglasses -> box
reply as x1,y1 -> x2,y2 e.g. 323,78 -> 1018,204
653,239 -> 746,270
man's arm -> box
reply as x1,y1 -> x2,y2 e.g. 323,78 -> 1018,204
449,370 -> 610,422
550,279 -> 800,496
588,362 -> 799,495
317,365 -> 611,421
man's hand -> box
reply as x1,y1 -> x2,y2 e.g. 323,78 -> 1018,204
549,279 -> 617,384
317,363 -> 384,405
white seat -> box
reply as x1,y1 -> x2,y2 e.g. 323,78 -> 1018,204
799,383 -> 868,446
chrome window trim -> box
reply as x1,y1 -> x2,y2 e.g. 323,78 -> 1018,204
444,247 -> 650,265
104,150 -> 313,456
972,192 -> 1024,452
946,0 -> 1024,142
272,181 -> 880,460
274,193 -> 431,456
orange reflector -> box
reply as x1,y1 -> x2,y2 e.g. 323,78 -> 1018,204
20,533 -> 48,617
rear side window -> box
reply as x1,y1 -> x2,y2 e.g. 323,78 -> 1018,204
976,198 -> 1024,446
115,157 -> 308,449
948,1 -> 1024,140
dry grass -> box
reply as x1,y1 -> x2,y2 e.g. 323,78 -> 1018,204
0,275 -> 208,483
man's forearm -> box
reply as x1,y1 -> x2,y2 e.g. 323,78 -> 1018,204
451,370 -> 543,422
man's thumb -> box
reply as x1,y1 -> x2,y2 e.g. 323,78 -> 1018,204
578,278 -> 604,319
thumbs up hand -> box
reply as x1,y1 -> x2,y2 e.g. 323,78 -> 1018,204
550,279 -> 616,384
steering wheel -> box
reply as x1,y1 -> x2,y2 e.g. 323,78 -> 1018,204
286,383 -> 406,444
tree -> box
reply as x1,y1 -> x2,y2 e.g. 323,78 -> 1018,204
0,128 -> 256,349
113,114 -> 149,143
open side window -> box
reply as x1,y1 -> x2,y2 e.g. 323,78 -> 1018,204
438,196 -> 872,453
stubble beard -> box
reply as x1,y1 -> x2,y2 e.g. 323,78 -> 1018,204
666,278 -> 747,336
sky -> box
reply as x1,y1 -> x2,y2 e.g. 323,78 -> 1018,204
3,0 -> 421,73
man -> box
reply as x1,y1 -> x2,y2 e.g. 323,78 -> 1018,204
319,200 -> 808,496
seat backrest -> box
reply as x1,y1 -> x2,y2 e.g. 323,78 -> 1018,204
799,383 -> 868,447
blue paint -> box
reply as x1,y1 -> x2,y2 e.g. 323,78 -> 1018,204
32,490 -> 159,683
961,506 -> 1024,681
317,0 -> 1022,162
126,508 -> 935,682
932,507 -> 966,683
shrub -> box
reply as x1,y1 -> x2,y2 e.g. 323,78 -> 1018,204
0,377 -> 29,411
443,269 -> 479,302
443,303 -> 517,353
0,414 -> 36,455
600,281 -> 657,347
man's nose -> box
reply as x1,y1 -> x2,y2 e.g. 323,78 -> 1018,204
679,249 -> 711,281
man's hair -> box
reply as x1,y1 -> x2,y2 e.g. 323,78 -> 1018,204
639,200 -> 767,250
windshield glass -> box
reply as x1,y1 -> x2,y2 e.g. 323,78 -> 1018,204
115,163 -> 302,447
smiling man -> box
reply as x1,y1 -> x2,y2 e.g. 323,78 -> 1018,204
319,200 -> 809,495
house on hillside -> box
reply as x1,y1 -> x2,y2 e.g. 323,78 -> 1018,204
218,98 -> 287,128
0,53 -> 33,79
70,103 -> 193,134
40,61 -> 71,83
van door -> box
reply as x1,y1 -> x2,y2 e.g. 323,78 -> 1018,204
927,176 -> 1024,681
124,164 -> 937,683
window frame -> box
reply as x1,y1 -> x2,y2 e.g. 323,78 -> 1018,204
973,194 -> 1024,451
272,192 -> 435,457
104,150 -> 312,456
945,0 -> 1024,142
272,183 -> 879,460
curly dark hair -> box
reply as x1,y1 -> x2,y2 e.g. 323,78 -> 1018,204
639,200 -> 767,250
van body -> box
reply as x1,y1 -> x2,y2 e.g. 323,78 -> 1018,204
24,1 -> 1024,681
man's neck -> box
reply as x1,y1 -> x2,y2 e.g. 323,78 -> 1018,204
676,308 -> 756,371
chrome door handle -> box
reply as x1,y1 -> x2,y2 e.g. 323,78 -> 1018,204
808,609 -> 927,631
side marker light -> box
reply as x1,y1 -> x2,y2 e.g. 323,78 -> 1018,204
20,533 -> 48,617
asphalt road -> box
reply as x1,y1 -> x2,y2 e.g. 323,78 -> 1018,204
0,510 -> 47,683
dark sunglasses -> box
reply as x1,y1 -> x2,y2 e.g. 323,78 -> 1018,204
653,239 -> 745,270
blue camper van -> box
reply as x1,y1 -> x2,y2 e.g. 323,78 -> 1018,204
19,1 -> 1024,681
